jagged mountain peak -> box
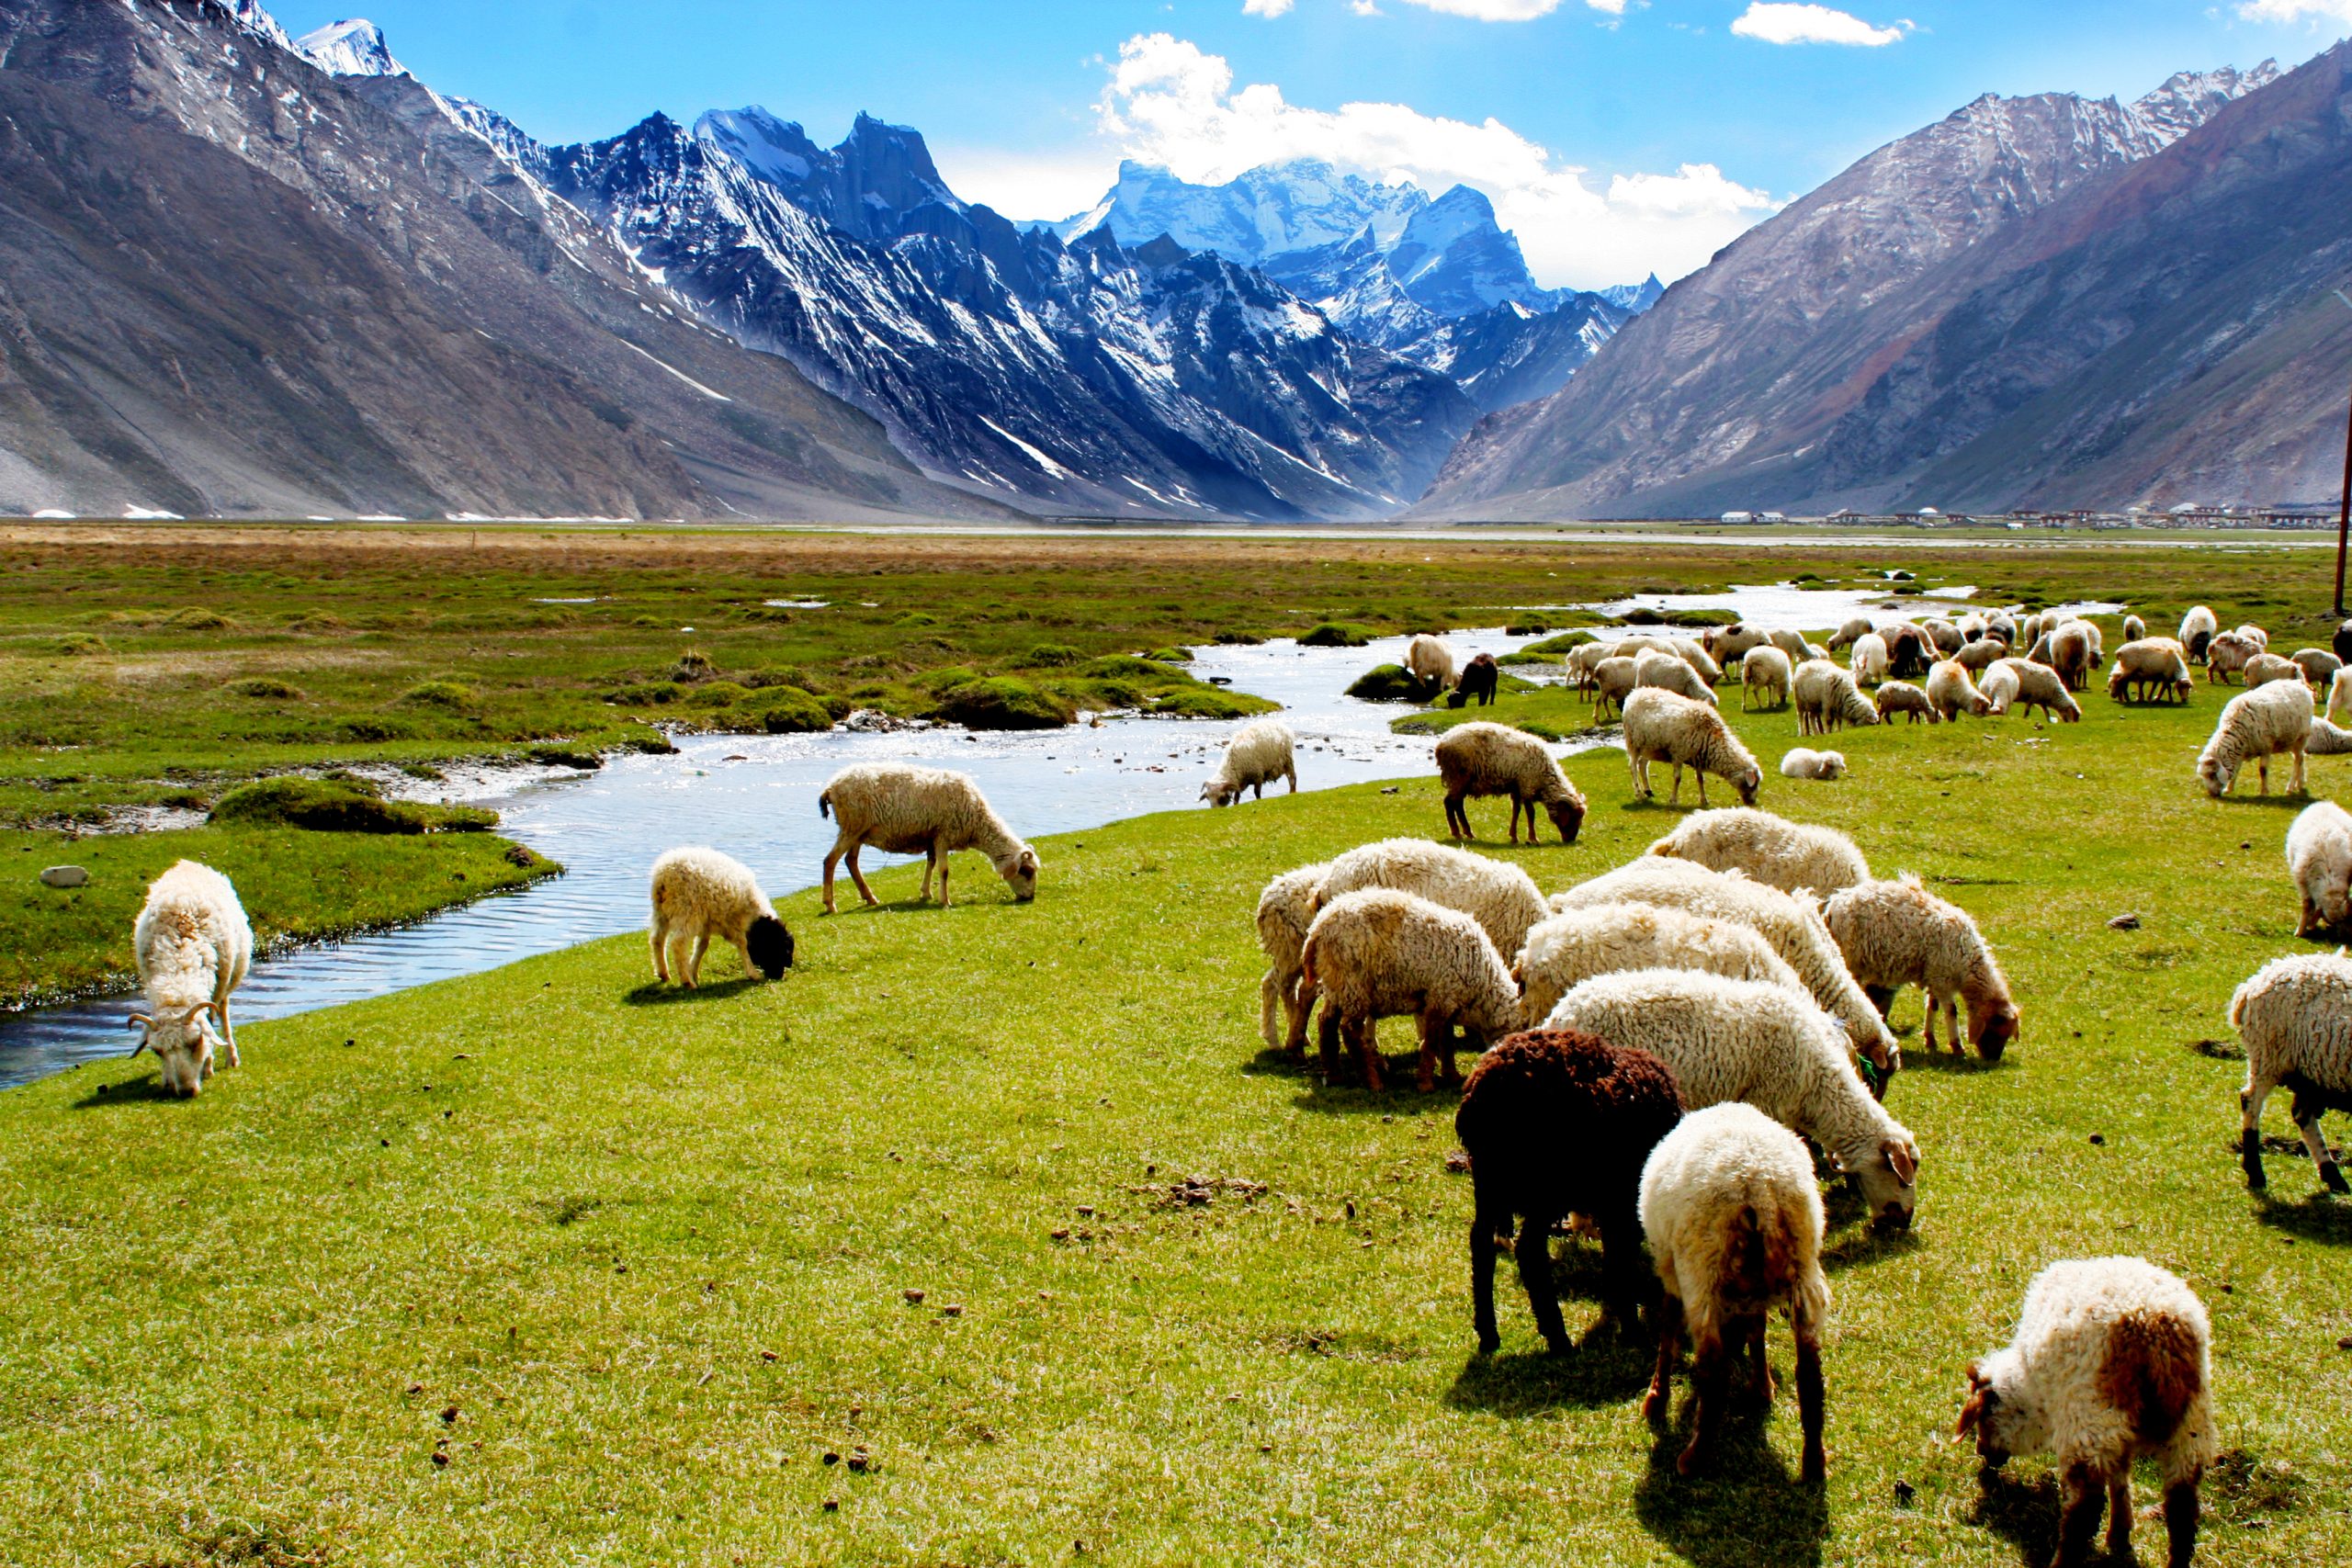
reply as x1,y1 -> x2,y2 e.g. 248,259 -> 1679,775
293,17 -> 403,78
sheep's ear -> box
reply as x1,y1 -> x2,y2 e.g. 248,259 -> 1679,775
1884,1139 -> 1919,1185
1955,1364 -> 1995,1434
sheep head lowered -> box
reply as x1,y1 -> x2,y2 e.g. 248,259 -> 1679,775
130,1001 -> 223,1098
1849,1135 -> 1920,1231
745,915 -> 796,979
997,847 -> 1042,901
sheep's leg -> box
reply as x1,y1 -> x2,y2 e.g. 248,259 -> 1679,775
216,992 -> 238,1069
1414,1009 -> 1442,1094
937,852 -> 953,908
2054,1462 -> 2104,1568
2105,1474 -> 2133,1562
821,835 -> 853,914
1351,1015 -> 1384,1093
1317,1004 -> 1343,1083
2256,757 -> 2269,795
1668,763 -> 1687,806
2296,1103 -> 2348,1192
686,934 -> 709,988
1286,765 -> 1298,794
1944,996 -> 1962,1055
919,845 -> 938,902
845,844 -> 880,907
1695,769 -> 1710,808
1645,1292 -> 1682,1421
1676,1327 -> 1729,1476
1443,792 -> 1468,840
1285,980 -> 1317,1057
2291,743 -> 2308,795
2162,1472 -> 2201,1568
1469,1211 -> 1503,1355
1628,750 -> 1645,798
1746,1316 -> 1773,1404
1793,1313 -> 1826,1485
2300,892 -> 2323,937
1514,1210 -> 1571,1355
2240,1077 -> 2274,1189
650,918 -> 672,982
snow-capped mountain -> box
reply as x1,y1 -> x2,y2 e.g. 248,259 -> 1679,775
292,17 -> 402,77
1056,159 -> 1426,263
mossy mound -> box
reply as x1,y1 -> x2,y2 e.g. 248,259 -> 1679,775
164,606 -> 232,630
670,649 -> 718,683
1146,647 -> 1194,664
209,776 -> 496,834
526,743 -> 605,771
931,677 -> 1073,730
1345,664 -> 1436,703
398,680 -> 476,709
755,687 -> 833,734
1022,643 -> 1086,667
1146,685 -> 1272,720
224,678 -> 305,700
1517,631 -> 1599,656
53,636 -> 107,657
684,682 -> 754,708
1298,622 -> 1373,648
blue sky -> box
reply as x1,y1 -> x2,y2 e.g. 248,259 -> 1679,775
269,0 -> 2352,288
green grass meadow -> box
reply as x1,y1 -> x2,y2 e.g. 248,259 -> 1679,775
3,664 -> 2348,1565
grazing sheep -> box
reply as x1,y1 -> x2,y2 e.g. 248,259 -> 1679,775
1457,1029 -> 1686,1352
1623,688 -> 1762,808
2106,638 -> 2195,705
2048,623 -> 2096,691
2079,621 -> 2105,670
819,763 -> 1039,911
1546,969 -> 1921,1227
1990,658 -> 2083,723
2311,715 -> 2352,755
1552,858 -> 1901,1074
2336,615 -> 2352,666
1609,635 -> 1672,662
1405,633 -> 1460,694
1201,718 -> 1298,807
1822,875 -> 2019,1061
1593,655 -> 1639,720
1849,632 -> 1890,686
1957,614 -> 1986,642
2243,652 -> 2304,690
2233,624 -> 2268,651
1566,640 -> 1612,691
2231,950 -> 2352,1192
1447,652 -> 1501,708
649,847 -> 795,987
1646,807 -> 1870,896
1514,900 -> 1806,1024
2179,606 -> 2218,663
1641,1103 -> 1833,1483
1886,625 -> 1934,680
2196,678 -> 2312,798
2121,614 -> 2146,641
1767,627 -> 1812,665
1780,748 -> 1848,782
129,861 -> 254,1099
1317,836 -> 1550,964
1435,722 -> 1588,844
1706,623 -> 1770,665
2019,612 -> 2046,649
2205,631 -> 2258,684
1669,637 -> 1724,687
1875,680 -> 1939,726
1923,618 -> 1964,656
2290,648 -> 2341,687
2330,667 -> 2352,728
1980,661 -> 2022,715
1635,648 -> 1719,706
2286,801 -> 2352,939
1826,615 -> 1875,652
1255,862 -> 1330,1055
1984,610 -> 2018,646
1792,659 -> 1880,735
1958,1258 -> 2216,1568
1742,645 -> 1793,710
1927,660 -> 1993,720
1301,888 -> 1521,1092
1953,636 -> 2008,672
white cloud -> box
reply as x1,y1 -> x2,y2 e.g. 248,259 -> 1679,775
2236,0 -> 2352,21
1729,3 -> 1908,45
1351,0 -> 1382,13
1389,0 -> 1562,17
1242,0 -> 1295,17
931,147 -> 1122,223
1094,32 -> 1777,286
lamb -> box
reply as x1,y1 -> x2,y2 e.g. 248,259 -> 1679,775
1255,862 -> 1330,1055
1645,807 -> 1870,895
2330,666 -> 2352,728
1668,637 -> 1724,686
1434,721 -> 1588,844
649,847 -> 796,987
2230,950 -> 2352,1192
1300,888 -> 1522,1091
1826,615 -> 1875,652
1551,857 -> 1901,1073
2121,614 -> 2146,641
1545,969 -> 1921,1226
2078,620 -> 2105,670
1979,661 -> 2021,715
2048,623 -> 2096,691
1446,652 -> 1500,708
1989,658 -> 2083,723
1780,748 -> 1848,782
1874,680 -> 1939,725
2290,647 -> 2341,687
1741,645 -> 1792,710
2233,623 -> 2268,651
1923,617 -> 1964,656
1635,647 -> 1719,706
2242,651 -> 2304,690
1706,623 -> 1770,664
1849,632 -> 1890,686
2195,677 -> 2312,798
819,762 -> 1040,911
1457,1029 -> 1685,1353
1767,627 -> 1812,665
1566,639 -> 1612,691
1404,633 -> 1459,694
1201,718 -> 1297,807
2178,606 -> 2218,664
2204,630 -> 2258,684
1822,875 -> 2019,1061
2106,638 -> 2194,705
1792,659 -> 1880,735
1316,836 -> 1551,963
1927,659 -> 1993,720
1513,899 -> 1807,1023
1592,655 -> 1639,719
1641,1103 -> 1833,1483
2285,800 -> 2352,939
129,860 -> 254,1099
1953,636 -> 2008,672
1622,687 -> 1762,808
1958,1258 -> 2216,1568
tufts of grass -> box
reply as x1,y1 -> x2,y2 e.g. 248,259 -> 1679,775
1345,663 -> 1437,703
396,681 -> 475,709
754,687 -> 832,734
1299,621 -> 1374,647
224,678 -> 306,701
209,777 -> 495,836
53,634 -> 107,657
1020,642 -> 1086,667
929,675 -> 1072,730
163,606 -> 232,630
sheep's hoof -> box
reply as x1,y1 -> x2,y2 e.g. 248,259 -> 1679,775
1801,1448 -> 1826,1486
2323,1161 -> 2350,1195
1675,1442 -> 1706,1478
1476,1334 -> 1501,1357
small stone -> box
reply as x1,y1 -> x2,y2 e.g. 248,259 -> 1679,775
846,1454 -> 870,1473
1050,1227 -> 1070,1241
1894,1480 -> 1916,1506
941,1303 -> 964,1318
822,1498 -> 839,1512
406,1382 -> 424,1395
2241,841 -> 2253,850
903,1289 -> 925,1304
440,1404 -> 459,1423
2336,1336 -> 2352,1350
430,1451 -> 449,1468
2107,913 -> 2141,931
1075,1205 -> 1095,1218
2088,1134 -> 2106,1146
760,1350 -> 779,1362
39,865 -> 88,888
822,1450 -> 840,1466
1380,786 -> 1400,795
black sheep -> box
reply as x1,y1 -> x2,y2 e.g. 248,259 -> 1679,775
1887,624 -> 1933,680
1455,1028 -> 1685,1354
1447,652 -> 1501,708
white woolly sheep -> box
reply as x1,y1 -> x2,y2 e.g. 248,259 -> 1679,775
1780,748 -> 1848,782
130,860 -> 254,1099
1989,658 -> 2082,723
1953,636 -> 2008,672
1822,875 -> 2018,1061
1302,888 -> 1521,1091
1706,623 -> 1770,665
2285,800 -> 2352,939
1547,968 -> 1920,1226
1551,857 -> 1901,1073
2178,605 -> 2218,663
2231,949 -> 2352,1193
1849,632 -> 1890,686
1792,659 -> 1880,735
1566,640 -> 1612,690
2019,612 -> 2046,649
819,763 -> 1039,911
1202,718 -> 1297,807
1317,836 -> 1550,964
1435,722 -> 1588,844
2242,652 -> 2303,690
2048,623 -> 2096,691
1513,899 -> 1807,1024
1923,618 -> 1964,656
1958,1258 -> 2216,1568
1593,655 -> 1639,719
1957,614 -> 1987,642
1641,1103 -> 1832,1483
1645,807 -> 1870,895
1826,615 -> 1875,652
2290,648 -> 2341,686
1609,635 -> 1671,661
1741,646 -> 1792,710
649,847 -> 795,987
2329,667 -> 2352,729
1874,680 -> 1939,726
2233,623 -> 2268,651
1768,627 -> 1812,665
2106,638 -> 2194,705
2312,715 -> 2352,754
1927,659 -> 1993,720
2196,678 -> 2312,798
1405,633 -> 1460,694
1669,637 -> 1724,686
2121,614 -> 2146,641
1255,862 -> 1330,1055
1984,610 -> 2018,645
1979,661 -> 2022,715
2205,631 -> 2258,684
1623,688 -> 1762,808
1635,648 -> 1718,706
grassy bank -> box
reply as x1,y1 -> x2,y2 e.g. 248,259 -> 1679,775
2,667 -> 2346,1564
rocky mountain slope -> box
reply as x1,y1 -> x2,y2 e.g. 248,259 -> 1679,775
1417,62 -> 2297,518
